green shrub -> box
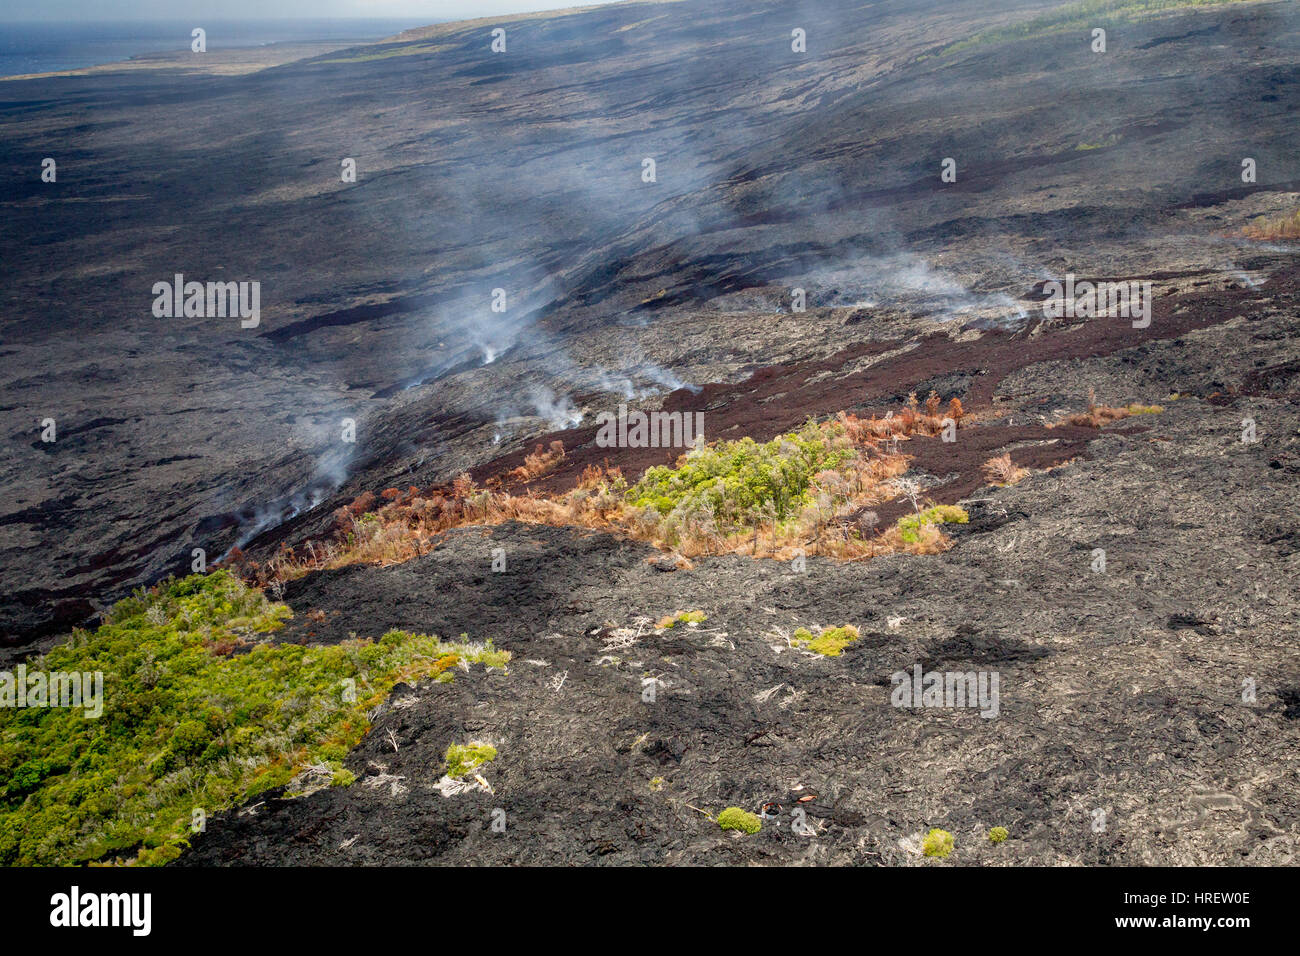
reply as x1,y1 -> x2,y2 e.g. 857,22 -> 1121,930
792,625 -> 860,657
896,505 -> 968,543
628,419 -> 853,539
988,826 -> 1009,844
445,742 -> 497,779
659,610 -> 707,629
923,828 -> 954,858
0,571 -> 507,866
717,807 -> 762,834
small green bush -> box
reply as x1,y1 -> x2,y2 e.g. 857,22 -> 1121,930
445,742 -> 497,779
627,419 -> 853,540
659,610 -> 707,629
717,807 -> 762,834
923,828 -> 954,858
988,826 -> 1009,844
792,624 -> 860,657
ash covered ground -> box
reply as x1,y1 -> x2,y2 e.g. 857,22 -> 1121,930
1,0 -> 1298,865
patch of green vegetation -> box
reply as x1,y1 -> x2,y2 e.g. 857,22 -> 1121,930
332,768 -> 357,787
989,826 -> 1009,844
792,624 -> 861,657
1243,208 -> 1300,240
659,610 -> 707,629
943,0 -> 1255,56
1124,403 -> 1164,415
923,828 -> 955,858
896,505 -> 969,543
717,807 -> 762,834
649,776 -> 666,792
0,572 -> 508,866
318,42 -> 442,64
444,742 -> 497,779
628,418 -> 854,537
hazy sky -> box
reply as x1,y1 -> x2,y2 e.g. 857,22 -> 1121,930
1,1 -> 621,22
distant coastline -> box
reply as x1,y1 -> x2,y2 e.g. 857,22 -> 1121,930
0,19 -> 433,79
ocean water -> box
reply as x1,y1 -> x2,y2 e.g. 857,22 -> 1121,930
0,19 -> 434,78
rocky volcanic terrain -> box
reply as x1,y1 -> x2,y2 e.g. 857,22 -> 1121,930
1,0 -> 1298,865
